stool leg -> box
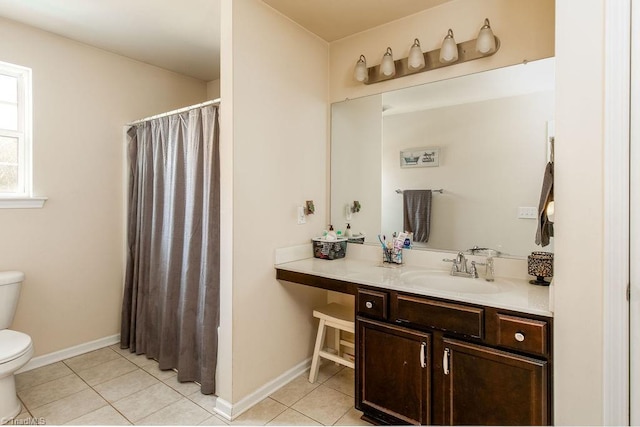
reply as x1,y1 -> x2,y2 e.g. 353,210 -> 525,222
309,318 -> 326,383
334,328 -> 341,359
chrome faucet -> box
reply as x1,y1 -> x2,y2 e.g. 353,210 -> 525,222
443,252 -> 479,278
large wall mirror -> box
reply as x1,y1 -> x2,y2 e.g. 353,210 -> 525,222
331,57 -> 555,258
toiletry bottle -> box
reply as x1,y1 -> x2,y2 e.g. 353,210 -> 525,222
345,223 -> 352,238
326,224 -> 337,241
404,231 -> 413,249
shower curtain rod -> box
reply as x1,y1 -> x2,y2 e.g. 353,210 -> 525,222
127,98 -> 220,126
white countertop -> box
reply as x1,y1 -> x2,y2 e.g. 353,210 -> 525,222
276,257 -> 552,317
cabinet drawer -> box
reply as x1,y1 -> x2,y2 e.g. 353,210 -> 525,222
496,313 -> 548,356
357,289 -> 388,320
395,294 -> 484,339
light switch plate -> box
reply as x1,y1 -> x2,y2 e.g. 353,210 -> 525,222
517,207 -> 538,219
297,206 -> 306,224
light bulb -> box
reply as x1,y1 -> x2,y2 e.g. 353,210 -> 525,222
408,39 -> 425,71
476,18 -> 496,54
439,29 -> 458,64
380,47 -> 395,77
546,201 -> 555,219
353,55 -> 368,82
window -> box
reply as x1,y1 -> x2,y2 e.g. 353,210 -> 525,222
0,60 -> 44,207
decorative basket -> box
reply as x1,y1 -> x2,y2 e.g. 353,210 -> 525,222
312,237 -> 347,260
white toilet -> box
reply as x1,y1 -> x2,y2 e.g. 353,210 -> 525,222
0,271 -> 34,423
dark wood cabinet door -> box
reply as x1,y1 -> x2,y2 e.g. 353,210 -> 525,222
441,338 -> 548,426
357,317 -> 431,425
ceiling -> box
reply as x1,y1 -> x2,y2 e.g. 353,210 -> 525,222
0,0 -> 451,82
262,0 -> 452,42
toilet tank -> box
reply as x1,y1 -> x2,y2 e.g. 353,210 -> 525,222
0,271 -> 24,329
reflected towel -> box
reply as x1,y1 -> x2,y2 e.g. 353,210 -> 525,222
403,190 -> 432,243
535,162 -> 554,247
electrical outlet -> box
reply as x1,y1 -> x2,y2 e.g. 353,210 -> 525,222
517,207 -> 538,219
297,206 -> 306,224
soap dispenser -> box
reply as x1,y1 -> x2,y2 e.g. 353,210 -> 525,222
326,224 -> 337,241
345,223 -> 352,238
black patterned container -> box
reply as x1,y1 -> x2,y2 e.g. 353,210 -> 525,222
528,251 -> 553,286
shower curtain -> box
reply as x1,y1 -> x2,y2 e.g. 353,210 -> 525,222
120,104 -> 220,395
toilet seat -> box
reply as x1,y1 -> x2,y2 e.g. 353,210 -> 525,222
0,330 -> 32,364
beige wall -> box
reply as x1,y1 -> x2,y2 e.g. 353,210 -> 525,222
329,0 -> 555,103
330,94 -> 382,242
222,0 -> 329,403
554,0 -> 605,423
207,79 -> 221,100
0,17 -> 207,356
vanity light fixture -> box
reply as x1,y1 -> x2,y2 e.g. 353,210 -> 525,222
353,54 -> 368,82
380,47 -> 396,77
439,29 -> 458,64
353,18 -> 500,85
407,38 -> 425,71
476,18 -> 496,54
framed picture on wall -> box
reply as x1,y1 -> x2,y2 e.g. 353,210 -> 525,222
400,147 -> 440,168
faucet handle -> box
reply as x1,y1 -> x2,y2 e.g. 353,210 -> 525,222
468,261 -> 479,278
442,257 -> 460,273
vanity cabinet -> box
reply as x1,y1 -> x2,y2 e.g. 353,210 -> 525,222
357,318 -> 431,425
440,338 -> 547,426
355,288 -> 552,426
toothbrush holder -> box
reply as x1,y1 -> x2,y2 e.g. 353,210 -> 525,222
383,247 -> 403,265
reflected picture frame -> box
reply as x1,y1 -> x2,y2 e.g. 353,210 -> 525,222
400,146 -> 440,168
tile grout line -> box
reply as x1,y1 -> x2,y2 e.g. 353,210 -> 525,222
331,404 -> 354,426
60,347 -> 122,420
17,372 -> 80,412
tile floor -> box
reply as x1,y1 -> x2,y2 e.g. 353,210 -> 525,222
4,345 -> 370,426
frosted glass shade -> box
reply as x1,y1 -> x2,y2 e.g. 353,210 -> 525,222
408,39 -> 425,71
439,29 -> 458,64
476,19 -> 496,54
353,55 -> 368,82
380,47 -> 395,77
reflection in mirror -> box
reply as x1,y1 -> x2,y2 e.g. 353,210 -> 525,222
331,58 -> 555,258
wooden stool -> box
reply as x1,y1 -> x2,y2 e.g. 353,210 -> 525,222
309,303 -> 355,383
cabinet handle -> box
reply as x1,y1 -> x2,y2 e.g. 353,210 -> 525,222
515,332 -> 526,342
365,301 -> 373,309
420,342 -> 427,368
443,348 -> 450,375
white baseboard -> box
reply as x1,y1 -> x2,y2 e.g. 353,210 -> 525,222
16,334 -> 121,373
214,357 -> 311,421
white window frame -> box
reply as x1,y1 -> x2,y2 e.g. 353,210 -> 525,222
0,60 -> 45,208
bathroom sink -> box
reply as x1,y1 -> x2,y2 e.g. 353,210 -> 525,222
399,270 -> 509,294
